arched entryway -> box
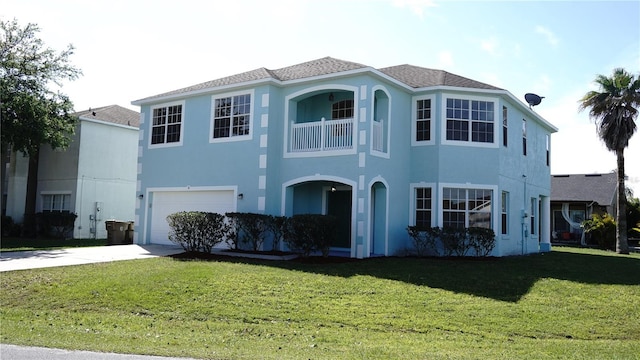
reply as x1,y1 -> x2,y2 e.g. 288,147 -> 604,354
282,176 -> 357,256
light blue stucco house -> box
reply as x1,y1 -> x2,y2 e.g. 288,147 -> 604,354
132,57 -> 557,257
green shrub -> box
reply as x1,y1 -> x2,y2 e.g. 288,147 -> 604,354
166,211 -> 231,253
441,227 -> 470,256
468,227 -> 496,257
284,214 -> 337,257
225,212 -> 271,251
35,212 -> 77,239
583,213 -> 616,250
266,215 -> 288,251
407,226 -> 441,256
1,216 -> 21,237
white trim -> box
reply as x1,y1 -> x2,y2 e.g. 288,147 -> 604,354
440,93 -> 499,149
140,185 -> 238,245
209,89 -> 255,144
411,94 -> 436,146
148,100 -> 185,149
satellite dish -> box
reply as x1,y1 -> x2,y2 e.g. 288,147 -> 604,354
524,93 -> 544,108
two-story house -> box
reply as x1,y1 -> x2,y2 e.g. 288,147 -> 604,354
132,57 -> 557,257
2,105 -> 139,239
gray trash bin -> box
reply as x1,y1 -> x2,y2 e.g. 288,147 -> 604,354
105,220 -> 132,245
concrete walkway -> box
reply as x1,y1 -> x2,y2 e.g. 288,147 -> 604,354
0,344 -> 198,360
0,244 -> 184,272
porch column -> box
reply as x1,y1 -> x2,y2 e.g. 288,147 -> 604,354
540,195 -> 551,252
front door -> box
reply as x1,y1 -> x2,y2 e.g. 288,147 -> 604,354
327,190 -> 352,248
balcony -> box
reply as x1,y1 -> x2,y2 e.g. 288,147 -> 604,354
290,117 -> 354,153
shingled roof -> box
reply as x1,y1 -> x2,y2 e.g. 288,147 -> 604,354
75,105 -> 140,128
378,64 -> 502,90
134,57 -> 502,103
551,173 -> 617,205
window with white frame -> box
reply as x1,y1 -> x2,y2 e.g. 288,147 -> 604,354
530,197 -> 537,235
522,119 -> 527,156
502,106 -> 508,147
151,103 -> 183,145
415,187 -> 432,228
212,93 -> 252,139
416,98 -> 432,142
501,191 -> 509,235
445,98 -> 495,144
331,99 -> 354,119
443,187 -> 492,229
42,194 -> 71,213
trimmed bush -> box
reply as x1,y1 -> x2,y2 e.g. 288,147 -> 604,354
266,215 -> 288,251
225,212 -> 271,251
407,226 -> 441,256
468,227 -> 496,257
166,211 -> 231,253
583,213 -> 616,250
284,214 -> 337,257
406,226 -> 496,257
36,212 -> 77,239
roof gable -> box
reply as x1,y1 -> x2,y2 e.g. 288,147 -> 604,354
551,173 -> 617,205
75,105 -> 140,128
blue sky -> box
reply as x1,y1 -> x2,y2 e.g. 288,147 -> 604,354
4,0 -> 640,194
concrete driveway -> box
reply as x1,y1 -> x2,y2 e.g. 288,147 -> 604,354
0,244 -> 184,272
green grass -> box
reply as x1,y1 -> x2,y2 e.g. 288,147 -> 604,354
0,237 -> 108,252
1,247 -> 639,359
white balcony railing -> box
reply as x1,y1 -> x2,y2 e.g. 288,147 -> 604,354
290,117 -> 354,152
372,119 -> 384,152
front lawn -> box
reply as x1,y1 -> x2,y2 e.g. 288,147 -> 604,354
0,247 -> 638,359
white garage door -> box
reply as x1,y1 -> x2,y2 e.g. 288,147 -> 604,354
150,190 -> 235,245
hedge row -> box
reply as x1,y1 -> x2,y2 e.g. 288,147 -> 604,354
406,226 -> 496,257
166,212 -> 337,257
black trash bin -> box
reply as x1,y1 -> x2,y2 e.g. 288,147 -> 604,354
105,220 -> 133,245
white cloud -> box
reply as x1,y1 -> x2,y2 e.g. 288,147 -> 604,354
391,0 -> 438,18
535,25 -> 560,47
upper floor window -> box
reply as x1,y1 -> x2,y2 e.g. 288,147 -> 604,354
522,119 -> 527,156
212,93 -> 252,140
151,103 -> 183,146
42,193 -> 71,213
546,134 -> 550,166
412,95 -> 435,146
444,96 -> 496,146
332,99 -> 354,119
502,106 -> 508,147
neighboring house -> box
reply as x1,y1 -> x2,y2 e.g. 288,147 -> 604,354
2,105 -> 139,239
132,57 -> 557,257
550,172 -> 617,244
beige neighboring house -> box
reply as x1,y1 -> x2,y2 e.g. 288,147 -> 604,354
2,105 -> 140,239
550,173 -> 617,245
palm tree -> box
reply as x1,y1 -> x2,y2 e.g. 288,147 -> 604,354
579,68 -> 640,254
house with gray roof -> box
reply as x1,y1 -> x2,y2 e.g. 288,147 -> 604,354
550,173 -> 617,244
2,105 -> 139,239
132,57 -> 557,257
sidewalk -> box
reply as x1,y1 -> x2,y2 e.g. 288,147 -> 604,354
0,344 -> 198,360
0,244 -> 184,272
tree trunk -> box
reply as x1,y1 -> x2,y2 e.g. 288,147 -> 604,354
615,149 -> 629,254
22,147 -> 40,237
